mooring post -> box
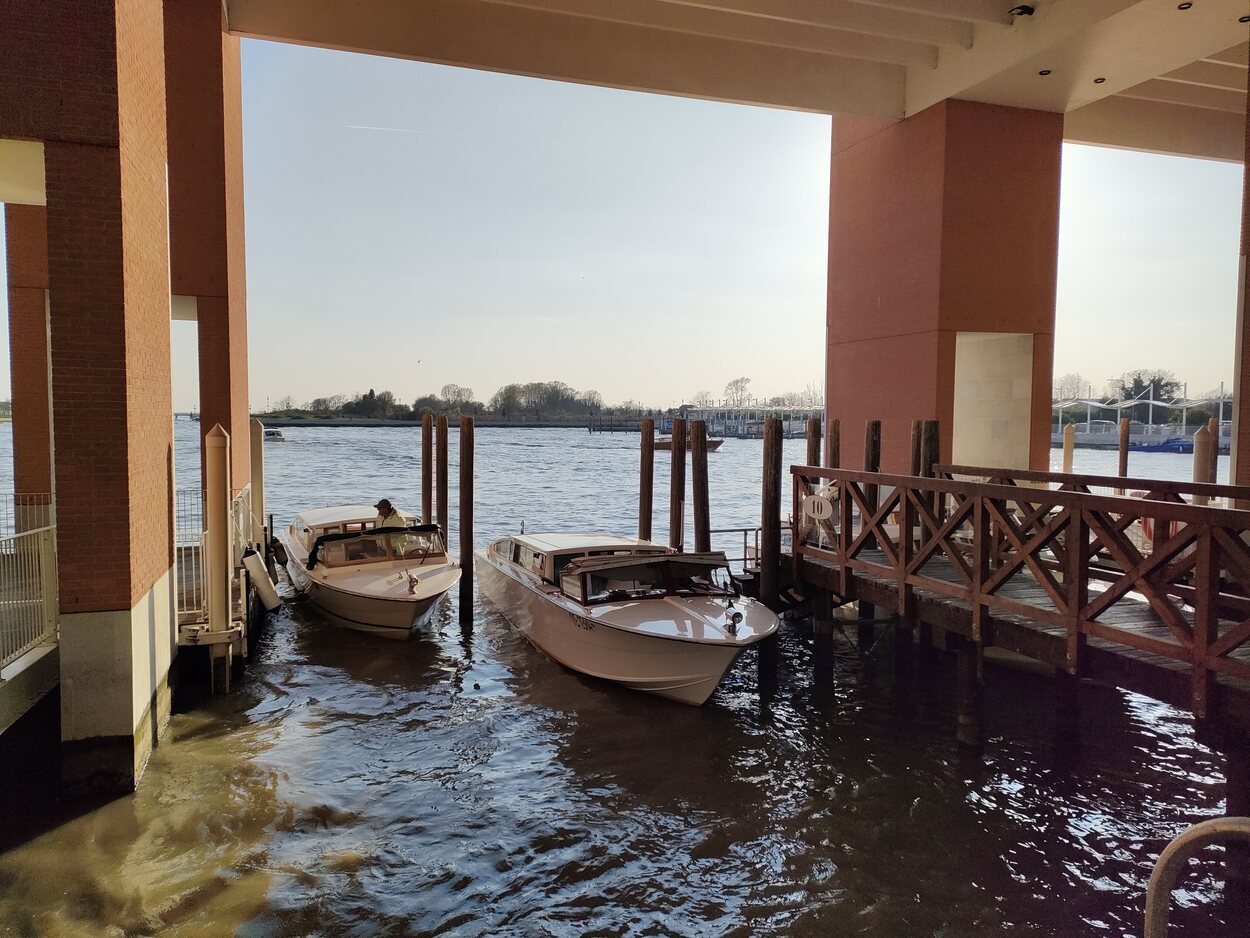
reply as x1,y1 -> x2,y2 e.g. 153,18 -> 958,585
954,635 -> 984,751
825,418 -> 840,469
1194,425 -> 1213,506
1208,416 -> 1220,484
206,424 -> 232,694
813,588 -> 834,683
917,420 -> 941,651
1062,423 -> 1075,474
249,418 -> 265,548
1117,417 -> 1130,492
691,419 -> 710,553
858,419 -> 881,649
806,417 -> 822,468
670,416 -> 687,551
436,415 -> 449,536
760,417 -> 783,608
459,416 -> 474,622
421,413 -> 433,524
639,417 -> 654,541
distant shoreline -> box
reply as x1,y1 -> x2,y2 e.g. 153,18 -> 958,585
249,417 -> 601,429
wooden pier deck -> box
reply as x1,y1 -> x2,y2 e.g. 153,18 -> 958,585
791,464 -> 1250,730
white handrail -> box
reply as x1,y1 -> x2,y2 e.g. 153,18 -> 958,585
1144,816 -> 1250,937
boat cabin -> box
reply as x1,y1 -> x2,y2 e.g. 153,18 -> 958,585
488,533 -> 734,605
293,505 -> 446,569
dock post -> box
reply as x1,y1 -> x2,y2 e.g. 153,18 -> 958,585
1228,732 -> 1250,901
858,420 -> 881,649
806,417 -> 822,468
436,415 -> 449,536
691,419 -> 710,553
421,413 -> 433,524
459,416 -> 474,623
669,416 -> 687,551
206,425 -> 233,694
1194,425 -> 1213,506
249,418 -> 265,548
1062,423 -> 1075,474
917,420 -> 941,652
825,418 -> 840,469
953,636 -> 984,751
760,417 -> 783,608
639,418 -> 654,541
1117,417 -> 1130,492
1208,416 -> 1220,484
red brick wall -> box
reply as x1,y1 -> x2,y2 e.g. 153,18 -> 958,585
4,206 -> 53,497
18,0 -> 173,613
165,0 -> 252,488
826,100 -> 1062,472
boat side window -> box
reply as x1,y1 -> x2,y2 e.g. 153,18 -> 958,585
560,573 -> 585,602
493,539 -> 513,559
516,546 -> 544,577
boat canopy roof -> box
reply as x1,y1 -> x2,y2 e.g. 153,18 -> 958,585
562,551 -> 729,579
511,532 -> 660,554
295,504 -> 380,529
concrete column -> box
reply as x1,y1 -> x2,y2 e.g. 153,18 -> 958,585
2,1 -> 178,793
826,100 -> 1062,472
249,418 -> 265,547
1229,78 -> 1249,485
3,205 -> 54,510
164,0 -> 251,490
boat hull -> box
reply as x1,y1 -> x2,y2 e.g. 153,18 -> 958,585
305,579 -> 442,639
475,551 -> 747,704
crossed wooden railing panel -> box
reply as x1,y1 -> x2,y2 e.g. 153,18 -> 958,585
793,466 -> 1250,716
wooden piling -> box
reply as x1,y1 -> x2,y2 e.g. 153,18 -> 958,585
812,588 -> 834,682
1118,417 -> 1130,483
1062,423 -> 1075,474
691,419 -> 710,553
436,415 -> 449,535
954,636 -> 984,750
917,420 -> 940,650
1193,425 -> 1212,506
760,417 -> 783,608
639,418 -> 654,541
806,417 -> 822,468
670,417 -> 687,550
459,416 -> 474,621
858,420 -> 881,647
421,413 -> 433,524
910,420 -> 922,476
825,418 -> 840,469
1208,416 -> 1220,484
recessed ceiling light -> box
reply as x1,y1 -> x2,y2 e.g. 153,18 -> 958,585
1038,69 -> 1052,76
1093,77 -> 1107,84
1240,14 -> 1250,22
1177,2 -> 1192,9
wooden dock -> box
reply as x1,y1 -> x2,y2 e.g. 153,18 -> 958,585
790,463 -> 1250,733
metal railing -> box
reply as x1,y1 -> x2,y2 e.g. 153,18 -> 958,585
0,493 -> 55,536
175,488 -> 207,623
0,524 -> 58,669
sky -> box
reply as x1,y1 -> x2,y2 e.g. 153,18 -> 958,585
0,40 -> 1244,411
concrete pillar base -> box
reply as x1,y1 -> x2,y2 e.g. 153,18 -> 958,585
59,568 -> 175,794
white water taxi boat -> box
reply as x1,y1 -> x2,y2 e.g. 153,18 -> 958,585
475,533 -> 778,704
263,428 -> 285,442
280,505 -> 460,639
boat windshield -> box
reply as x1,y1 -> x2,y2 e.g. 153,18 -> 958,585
311,526 -> 446,568
559,553 -> 735,605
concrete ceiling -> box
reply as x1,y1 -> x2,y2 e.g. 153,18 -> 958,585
226,0 -> 1248,160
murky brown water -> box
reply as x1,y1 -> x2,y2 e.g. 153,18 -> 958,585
0,426 -> 1243,935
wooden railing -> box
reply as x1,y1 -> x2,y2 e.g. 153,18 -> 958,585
939,464 -> 1250,506
793,466 -> 1250,716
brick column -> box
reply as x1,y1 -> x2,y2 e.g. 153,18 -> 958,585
164,0 -> 251,490
826,100 -> 1062,472
4,204 -> 53,503
1230,79 -> 1249,485
1,0 -> 176,793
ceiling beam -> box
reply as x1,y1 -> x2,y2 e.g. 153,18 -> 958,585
1119,77 -> 1246,112
476,0 -> 939,66
1065,93 -> 1245,162
1163,59 -> 1248,91
652,0 -> 974,47
1205,41 -> 1248,68
225,0 -> 907,116
851,0 -> 1014,26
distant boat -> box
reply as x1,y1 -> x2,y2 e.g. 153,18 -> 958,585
1130,437 -> 1193,454
475,532 -> 777,704
263,428 -> 286,442
655,434 -> 724,452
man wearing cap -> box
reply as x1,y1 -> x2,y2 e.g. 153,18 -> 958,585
374,498 -> 409,530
